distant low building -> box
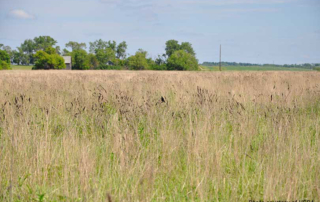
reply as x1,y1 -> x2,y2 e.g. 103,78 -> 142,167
63,56 -> 72,70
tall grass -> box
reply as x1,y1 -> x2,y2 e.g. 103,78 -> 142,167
0,71 -> 319,201
201,65 -> 312,71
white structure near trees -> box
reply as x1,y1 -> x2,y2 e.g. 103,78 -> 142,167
62,56 -> 72,70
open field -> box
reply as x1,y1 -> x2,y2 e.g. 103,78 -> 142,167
10,65 -> 33,70
201,65 -> 312,71
0,71 -> 319,201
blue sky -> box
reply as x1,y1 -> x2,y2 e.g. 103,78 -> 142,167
0,0 -> 319,64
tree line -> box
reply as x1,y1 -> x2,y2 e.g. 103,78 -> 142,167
202,62 -> 320,69
0,36 -> 199,71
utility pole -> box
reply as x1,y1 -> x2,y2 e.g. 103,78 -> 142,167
219,44 -> 222,71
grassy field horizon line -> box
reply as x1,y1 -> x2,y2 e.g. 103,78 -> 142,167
200,65 -> 313,71
10,64 -> 314,71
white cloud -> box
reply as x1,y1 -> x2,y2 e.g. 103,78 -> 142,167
8,9 -> 35,20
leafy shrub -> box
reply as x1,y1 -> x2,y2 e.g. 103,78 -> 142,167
96,48 -> 116,65
0,50 -> 11,70
167,50 -> 198,71
52,54 -> 66,69
127,51 -> 149,70
33,48 -> 66,70
87,53 -> 99,69
0,60 -> 11,70
72,49 -> 90,70
0,50 -> 10,64
112,58 -> 125,66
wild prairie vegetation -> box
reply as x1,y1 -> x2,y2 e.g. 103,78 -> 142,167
200,65 -> 312,71
0,71 -> 319,201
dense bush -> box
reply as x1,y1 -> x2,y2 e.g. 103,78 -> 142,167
127,51 -> 149,70
0,50 -> 11,70
0,60 -> 11,70
71,49 -> 90,70
96,48 -> 116,65
0,50 -> 10,64
314,67 -> 320,71
167,50 -> 198,71
87,53 -> 99,69
33,49 -> 66,70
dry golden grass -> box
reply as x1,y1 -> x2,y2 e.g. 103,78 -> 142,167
0,70 -> 319,201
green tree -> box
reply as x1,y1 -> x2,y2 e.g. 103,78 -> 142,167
12,50 -> 22,65
0,49 -> 11,64
107,41 -> 117,52
0,60 -> 11,70
151,54 -> 167,70
62,48 -> 70,56
96,48 -> 116,65
180,42 -> 195,56
55,46 -> 61,55
167,50 -> 198,71
50,54 -> 65,69
0,50 -> 11,70
116,41 -> 127,59
11,48 -> 29,65
137,49 -> 147,57
146,58 -> 156,70
89,39 -> 108,53
155,54 -> 166,65
16,47 -> 29,65
65,41 -> 87,51
21,39 -> 35,54
112,58 -> 125,66
127,49 -> 149,70
165,40 -> 180,57
34,36 -> 57,51
33,51 -> 49,69
20,39 -> 35,64
71,49 -> 90,70
33,48 -> 66,70
45,47 -> 56,55
1,45 -> 13,63
2,46 -> 12,54
89,39 -> 125,54
87,53 -> 99,69
20,54 -> 30,65
165,40 -> 196,57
